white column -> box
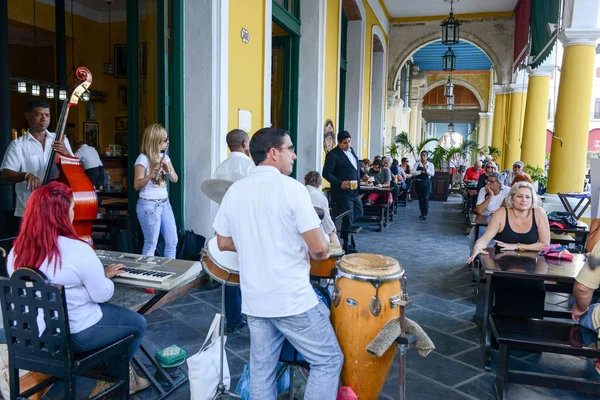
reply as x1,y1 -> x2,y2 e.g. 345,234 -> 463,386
369,51 -> 385,158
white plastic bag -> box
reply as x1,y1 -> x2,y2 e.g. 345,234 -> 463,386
187,313 -> 230,400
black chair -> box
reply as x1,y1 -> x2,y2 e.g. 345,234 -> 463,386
0,267 -> 133,399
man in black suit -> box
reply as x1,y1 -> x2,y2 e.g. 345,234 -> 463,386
322,131 -> 363,251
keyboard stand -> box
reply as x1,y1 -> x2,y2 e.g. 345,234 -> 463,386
131,290 -> 189,399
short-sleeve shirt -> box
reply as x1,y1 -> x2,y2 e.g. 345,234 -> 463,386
1,130 -> 73,217
214,166 -> 321,318
464,166 -> 483,182
75,144 -> 103,170
306,185 -> 336,238
476,186 -> 511,216
135,153 -> 171,200
369,167 -> 392,184
576,260 -> 600,333
213,152 -> 254,182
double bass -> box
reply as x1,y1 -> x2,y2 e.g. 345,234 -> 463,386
41,67 -> 98,246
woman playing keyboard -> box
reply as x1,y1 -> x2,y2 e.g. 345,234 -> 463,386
5,181 -> 150,396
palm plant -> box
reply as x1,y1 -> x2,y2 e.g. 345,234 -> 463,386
430,145 -> 448,170
479,145 -> 502,161
415,138 -> 440,157
524,164 -> 548,188
393,132 -> 414,158
386,142 -> 400,159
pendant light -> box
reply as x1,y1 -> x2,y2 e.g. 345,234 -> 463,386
46,87 -> 55,98
103,0 -> 115,75
17,82 -> 27,93
441,0 -> 461,45
31,84 -> 40,96
444,75 -> 454,97
448,122 -> 455,133
59,90 -> 67,100
442,47 -> 456,71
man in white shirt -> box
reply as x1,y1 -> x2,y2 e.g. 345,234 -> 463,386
214,128 -> 343,399
73,140 -> 105,188
1,99 -> 73,218
213,129 -> 254,181
304,171 -> 340,245
212,129 -> 254,333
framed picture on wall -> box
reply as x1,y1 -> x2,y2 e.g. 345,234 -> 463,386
115,117 -> 128,131
114,43 -> 148,78
83,122 -> 99,149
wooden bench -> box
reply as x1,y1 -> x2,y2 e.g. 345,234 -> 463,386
361,203 -> 390,232
490,315 -> 600,399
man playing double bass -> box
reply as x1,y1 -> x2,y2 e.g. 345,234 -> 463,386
1,99 -> 73,219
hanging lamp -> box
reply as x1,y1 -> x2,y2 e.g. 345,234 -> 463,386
444,75 -> 454,97
442,47 -> 456,71
103,0 -> 115,75
441,0 -> 461,45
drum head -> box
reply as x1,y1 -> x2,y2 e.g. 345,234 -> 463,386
328,243 -> 345,257
338,253 -> 403,278
206,236 -> 240,273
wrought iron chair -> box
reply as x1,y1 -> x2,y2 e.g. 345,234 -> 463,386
0,267 -> 132,399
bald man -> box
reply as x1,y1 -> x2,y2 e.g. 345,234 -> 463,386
212,129 -> 254,333
213,129 -> 254,182
463,161 -> 483,186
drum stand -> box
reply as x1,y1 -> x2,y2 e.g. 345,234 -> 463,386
213,274 -> 241,399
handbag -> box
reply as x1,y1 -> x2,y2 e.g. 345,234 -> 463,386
187,313 -> 230,400
539,244 -> 574,261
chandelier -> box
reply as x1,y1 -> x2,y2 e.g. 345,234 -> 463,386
441,0 -> 461,45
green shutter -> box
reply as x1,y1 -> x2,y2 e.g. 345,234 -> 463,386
529,0 -> 560,69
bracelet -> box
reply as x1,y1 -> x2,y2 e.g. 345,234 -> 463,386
518,243 -> 522,252
24,172 -> 31,181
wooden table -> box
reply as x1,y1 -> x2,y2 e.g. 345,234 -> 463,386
477,248 -> 586,371
557,192 -> 591,220
469,214 -> 490,237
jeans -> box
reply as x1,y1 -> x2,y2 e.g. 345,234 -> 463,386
580,303 -> 600,335
136,198 -> 178,258
416,180 -> 431,217
225,285 -> 243,330
70,303 -> 146,374
246,300 -> 343,400
336,195 -> 364,249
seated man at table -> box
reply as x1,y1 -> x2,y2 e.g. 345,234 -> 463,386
73,140 -> 105,188
468,172 -> 510,252
586,219 -> 600,253
304,171 -> 340,245
463,161 -> 483,187
366,159 -> 392,205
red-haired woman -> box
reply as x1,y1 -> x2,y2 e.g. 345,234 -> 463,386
6,182 -> 149,396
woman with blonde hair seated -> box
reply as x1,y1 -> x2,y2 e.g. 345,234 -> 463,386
467,182 -> 551,318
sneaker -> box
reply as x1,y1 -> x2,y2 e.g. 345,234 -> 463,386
130,365 -> 151,394
90,380 -> 113,398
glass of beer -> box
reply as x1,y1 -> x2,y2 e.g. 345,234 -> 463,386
350,180 -> 358,190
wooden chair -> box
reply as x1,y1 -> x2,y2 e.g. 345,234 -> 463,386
0,267 -> 132,399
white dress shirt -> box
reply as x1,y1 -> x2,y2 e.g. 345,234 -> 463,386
7,236 -> 114,334
1,130 -> 73,216
213,151 -> 255,182
75,144 -> 103,170
476,186 -> 511,216
412,161 -> 435,178
306,185 -> 336,240
343,148 -> 358,170
214,166 -> 321,318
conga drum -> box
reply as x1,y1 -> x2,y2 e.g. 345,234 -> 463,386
310,243 -> 344,278
200,235 -> 240,286
330,253 -> 405,400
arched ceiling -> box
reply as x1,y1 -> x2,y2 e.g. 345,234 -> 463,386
383,0 -> 518,18
412,40 -> 492,71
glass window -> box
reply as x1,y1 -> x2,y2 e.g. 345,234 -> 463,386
595,98 -> 600,119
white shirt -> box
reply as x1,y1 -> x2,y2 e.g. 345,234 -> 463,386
343,148 -> 358,170
75,144 -> 103,170
412,161 -> 435,178
306,185 -> 335,240
476,186 -> 511,216
1,130 -> 73,217
6,237 -> 114,334
212,151 -> 254,182
214,166 -> 321,318
135,153 -> 171,200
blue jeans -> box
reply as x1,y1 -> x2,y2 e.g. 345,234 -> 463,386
70,303 -> 146,373
246,300 -> 343,400
225,285 -> 243,330
580,303 -> 600,336
136,198 -> 178,258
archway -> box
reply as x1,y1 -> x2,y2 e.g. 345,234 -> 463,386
369,26 -> 386,159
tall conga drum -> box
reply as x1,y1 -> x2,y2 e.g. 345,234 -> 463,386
330,253 -> 405,400
310,243 -> 344,278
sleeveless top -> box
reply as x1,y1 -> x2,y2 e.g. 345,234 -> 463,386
494,207 -> 539,244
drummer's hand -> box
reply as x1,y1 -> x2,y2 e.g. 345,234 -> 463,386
104,263 -> 126,279
572,303 -> 588,322
25,173 -> 41,191
52,140 -> 70,156
341,181 -> 350,190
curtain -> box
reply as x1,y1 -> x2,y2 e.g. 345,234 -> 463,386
513,0 -> 532,72
530,0 -> 560,69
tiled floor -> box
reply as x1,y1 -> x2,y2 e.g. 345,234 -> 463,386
43,196 -> 600,399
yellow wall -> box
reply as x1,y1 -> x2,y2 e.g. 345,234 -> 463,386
324,0 -> 340,132
361,1 -> 388,158
8,1 -> 130,152
228,0 -> 266,136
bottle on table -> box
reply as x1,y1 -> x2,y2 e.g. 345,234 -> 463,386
104,172 -> 111,192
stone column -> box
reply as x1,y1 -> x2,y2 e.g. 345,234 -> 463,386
547,6 -> 600,192
491,86 -> 509,168
409,101 -> 419,145
521,67 -> 552,170
478,112 -> 493,148
503,84 -> 527,170
415,106 -> 423,144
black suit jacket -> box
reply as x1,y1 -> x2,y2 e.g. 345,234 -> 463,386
322,146 -> 361,200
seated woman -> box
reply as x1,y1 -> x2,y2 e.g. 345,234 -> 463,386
304,171 -> 341,245
6,182 -> 149,396
467,182 -> 551,318
477,161 -> 498,193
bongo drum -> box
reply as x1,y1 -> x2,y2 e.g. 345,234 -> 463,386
330,253 -> 405,400
200,235 -> 240,286
310,243 -> 345,278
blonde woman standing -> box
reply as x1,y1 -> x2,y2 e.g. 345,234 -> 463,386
134,124 -> 179,258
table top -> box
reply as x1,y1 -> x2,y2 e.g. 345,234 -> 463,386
360,185 -> 391,192
468,213 -> 589,234
480,247 -> 586,282
469,214 -> 491,227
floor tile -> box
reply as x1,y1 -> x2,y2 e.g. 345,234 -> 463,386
408,293 -> 474,316
401,351 -> 481,387
420,326 -> 478,357
167,300 -> 224,333
406,306 -> 474,334
382,370 -> 472,400
454,326 -> 480,344
144,308 -> 175,325
144,319 -> 206,355
161,293 -> 205,309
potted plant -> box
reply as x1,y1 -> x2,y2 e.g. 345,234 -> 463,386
386,141 -> 400,160
524,164 -> 548,195
393,133 -> 438,160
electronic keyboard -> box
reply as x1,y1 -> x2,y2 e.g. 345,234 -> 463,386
95,250 -> 204,291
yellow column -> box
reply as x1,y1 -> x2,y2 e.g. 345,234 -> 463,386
478,112 -> 493,148
547,35 -> 598,193
521,69 -> 551,170
491,91 -> 508,167
503,87 -> 527,170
